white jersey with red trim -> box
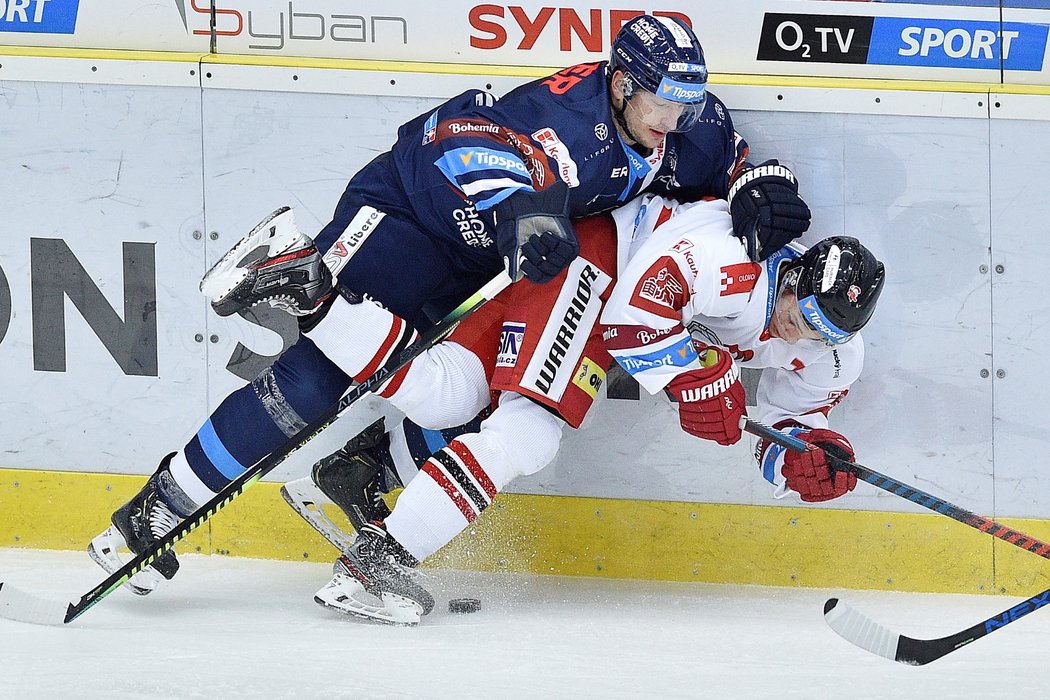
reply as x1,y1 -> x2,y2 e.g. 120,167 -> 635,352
601,194 -> 864,435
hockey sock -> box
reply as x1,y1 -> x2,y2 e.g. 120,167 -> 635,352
163,450 -> 208,517
385,393 -> 563,561
383,436 -> 498,562
381,341 -> 490,429
302,294 -> 416,383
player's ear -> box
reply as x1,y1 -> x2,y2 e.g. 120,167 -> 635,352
610,69 -> 627,101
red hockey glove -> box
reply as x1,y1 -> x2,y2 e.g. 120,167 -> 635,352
666,347 -> 746,446
782,429 -> 857,502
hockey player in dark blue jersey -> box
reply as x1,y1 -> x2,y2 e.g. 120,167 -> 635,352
87,14 -> 811,603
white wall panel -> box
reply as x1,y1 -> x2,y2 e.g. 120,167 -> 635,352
990,101 -> 1050,518
1,56 -> 1047,519
0,78 -> 206,473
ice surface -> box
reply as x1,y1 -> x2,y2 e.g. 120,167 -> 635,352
0,549 -> 1046,699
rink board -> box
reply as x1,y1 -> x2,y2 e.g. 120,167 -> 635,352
4,50 -> 1050,595
5,466 -> 1050,596
4,1 -> 1050,85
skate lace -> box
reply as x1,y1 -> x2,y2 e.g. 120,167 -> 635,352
266,295 -> 308,316
149,500 -> 179,539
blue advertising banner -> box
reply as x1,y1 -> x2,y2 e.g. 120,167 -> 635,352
868,18 -> 1049,70
0,0 -> 79,34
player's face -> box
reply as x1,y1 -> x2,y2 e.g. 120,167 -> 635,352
770,286 -> 825,345
622,90 -> 686,149
611,70 -> 688,150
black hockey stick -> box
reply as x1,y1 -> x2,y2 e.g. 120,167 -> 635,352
820,587 -> 1050,666
743,418 -> 1050,664
0,272 -> 513,626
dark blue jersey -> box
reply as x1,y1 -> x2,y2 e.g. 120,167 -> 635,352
346,62 -> 747,266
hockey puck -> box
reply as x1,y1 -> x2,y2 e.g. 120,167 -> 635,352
448,597 -> 481,614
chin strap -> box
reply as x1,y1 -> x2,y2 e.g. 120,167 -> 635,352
609,74 -> 646,149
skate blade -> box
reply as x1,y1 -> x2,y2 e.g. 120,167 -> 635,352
280,478 -> 357,552
313,574 -> 422,626
199,206 -> 300,306
87,526 -> 164,596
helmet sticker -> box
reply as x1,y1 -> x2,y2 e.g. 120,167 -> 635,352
655,15 -> 694,47
667,62 -> 706,73
657,76 -> 707,103
820,244 -> 841,293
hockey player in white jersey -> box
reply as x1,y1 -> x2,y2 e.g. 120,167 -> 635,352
279,193 -> 884,625
600,194 -> 884,500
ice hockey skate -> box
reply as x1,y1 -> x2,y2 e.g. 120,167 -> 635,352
281,417 -> 402,552
199,206 -> 334,318
87,454 -> 183,596
313,523 -> 434,626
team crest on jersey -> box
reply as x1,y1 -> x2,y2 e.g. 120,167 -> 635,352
719,262 -> 760,297
632,257 -> 688,318
498,322 -> 526,367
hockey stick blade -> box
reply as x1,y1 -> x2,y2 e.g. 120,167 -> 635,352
743,418 -> 1050,663
823,587 -> 1050,666
2,272 -> 513,626
0,581 -> 71,627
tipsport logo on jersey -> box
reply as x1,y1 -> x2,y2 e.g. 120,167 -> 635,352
0,0 -> 79,34
757,13 -> 1048,71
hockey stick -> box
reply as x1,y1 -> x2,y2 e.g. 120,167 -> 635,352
743,418 -> 1050,664
820,587 -> 1050,666
0,272 -> 513,627
743,419 -> 1050,559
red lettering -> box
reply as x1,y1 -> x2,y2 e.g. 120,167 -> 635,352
609,9 -> 643,40
559,8 -> 602,52
210,2 -> 243,37
467,7 -> 696,54
542,63 -> 601,95
654,11 -> 692,28
510,6 -> 555,50
469,4 -> 507,49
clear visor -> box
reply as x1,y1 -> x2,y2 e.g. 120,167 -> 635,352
625,82 -> 706,134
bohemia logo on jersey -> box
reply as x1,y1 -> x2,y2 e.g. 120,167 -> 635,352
0,0 -> 79,34
632,257 -> 688,317
428,118 -> 557,193
719,262 -> 760,297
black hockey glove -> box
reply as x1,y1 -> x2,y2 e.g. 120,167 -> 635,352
493,181 -> 579,284
728,160 -> 811,262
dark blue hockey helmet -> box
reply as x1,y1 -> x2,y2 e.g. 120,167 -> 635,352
609,15 -> 708,131
789,236 -> 885,344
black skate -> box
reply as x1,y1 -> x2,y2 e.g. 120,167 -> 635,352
199,206 -> 334,318
87,454 -> 183,596
313,523 -> 434,626
280,417 -> 402,551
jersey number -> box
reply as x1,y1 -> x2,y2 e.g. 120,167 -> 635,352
543,63 -> 602,95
